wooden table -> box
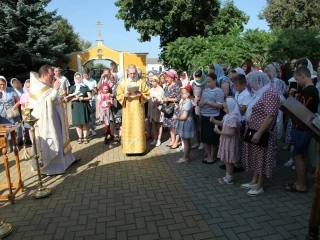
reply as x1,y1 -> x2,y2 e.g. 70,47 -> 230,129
0,124 -> 24,205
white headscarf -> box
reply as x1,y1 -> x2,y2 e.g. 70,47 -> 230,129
266,64 -> 278,79
306,59 -> 318,79
74,72 -> 85,92
246,72 -> 271,120
23,79 -> 30,93
233,67 -> 245,75
0,76 -> 8,100
288,58 -> 317,83
223,98 -> 241,129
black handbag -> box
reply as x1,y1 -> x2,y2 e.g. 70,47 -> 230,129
244,128 -> 269,148
86,103 -> 94,114
160,103 -> 175,118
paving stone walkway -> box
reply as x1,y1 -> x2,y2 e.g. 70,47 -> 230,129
0,125 -> 315,240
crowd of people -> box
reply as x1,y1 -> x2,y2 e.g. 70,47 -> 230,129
0,59 -> 319,197
143,59 -> 320,196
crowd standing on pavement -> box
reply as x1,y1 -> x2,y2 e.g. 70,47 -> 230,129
0,58 -> 320,197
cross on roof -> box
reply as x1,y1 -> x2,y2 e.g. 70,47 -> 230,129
96,21 -> 103,40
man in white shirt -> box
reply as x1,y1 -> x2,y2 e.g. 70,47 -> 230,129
54,67 -> 70,96
83,68 -> 98,136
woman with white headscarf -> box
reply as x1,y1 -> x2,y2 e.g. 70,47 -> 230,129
0,76 -> 21,151
241,72 -> 280,196
10,78 -> 24,98
20,79 -> 32,143
68,72 -> 92,144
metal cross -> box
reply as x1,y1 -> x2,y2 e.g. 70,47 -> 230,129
96,21 -> 103,40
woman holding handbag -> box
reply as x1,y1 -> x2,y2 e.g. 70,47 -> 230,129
0,76 -> 21,151
241,72 -> 280,196
162,71 -> 181,149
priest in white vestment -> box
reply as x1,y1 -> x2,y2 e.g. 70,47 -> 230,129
29,65 -> 76,175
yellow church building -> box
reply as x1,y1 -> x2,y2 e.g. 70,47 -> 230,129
68,21 -> 148,79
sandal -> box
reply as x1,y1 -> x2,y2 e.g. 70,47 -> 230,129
284,182 -> 308,193
218,177 -> 234,185
77,138 -> 83,144
83,138 -> 89,144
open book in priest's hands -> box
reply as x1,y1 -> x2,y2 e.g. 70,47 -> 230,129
127,85 -> 140,94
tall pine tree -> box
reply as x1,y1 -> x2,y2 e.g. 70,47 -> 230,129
0,0 -> 66,78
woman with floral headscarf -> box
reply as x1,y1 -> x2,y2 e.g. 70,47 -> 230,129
241,72 -> 280,196
68,72 -> 92,144
264,63 -> 286,140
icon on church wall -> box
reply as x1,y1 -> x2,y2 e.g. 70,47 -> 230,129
97,49 -> 103,59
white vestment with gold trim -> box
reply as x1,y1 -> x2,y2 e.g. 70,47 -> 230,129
29,72 -> 75,175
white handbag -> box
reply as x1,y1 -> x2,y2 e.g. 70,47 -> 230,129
3,104 -> 20,119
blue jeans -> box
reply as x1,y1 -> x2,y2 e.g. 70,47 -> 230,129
291,129 -> 312,155
89,100 -> 96,130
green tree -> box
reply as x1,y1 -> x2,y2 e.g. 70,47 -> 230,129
0,0 -> 66,78
268,28 -> 320,63
163,27 -> 274,71
259,0 -> 320,29
243,29 -> 272,68
94,63 -> 107,69
79,39 -> 92,51
213,0 -> 249,35
53,17 -> 81,54
115,0 -> 248,62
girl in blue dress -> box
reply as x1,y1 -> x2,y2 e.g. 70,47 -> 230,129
174,85 -> 195,163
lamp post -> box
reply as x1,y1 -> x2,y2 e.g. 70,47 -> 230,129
23,108 -> 51,199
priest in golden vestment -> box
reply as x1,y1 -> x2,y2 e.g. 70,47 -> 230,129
116,64 -> 150,154
29,65 -> 76,175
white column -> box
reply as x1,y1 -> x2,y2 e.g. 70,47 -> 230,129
77,55 -> 82,74
118,53 -> 127,79
119,53 -> 124,78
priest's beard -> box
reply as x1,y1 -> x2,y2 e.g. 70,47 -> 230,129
128,74 -> 139,82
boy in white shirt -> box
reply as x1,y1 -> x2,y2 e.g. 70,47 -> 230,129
234,74 -> 251,170
83,68 -> 98,136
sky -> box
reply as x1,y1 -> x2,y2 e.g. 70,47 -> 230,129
47,0 -> 269,58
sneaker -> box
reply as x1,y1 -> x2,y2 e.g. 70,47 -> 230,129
177,146 -> 184,152
291,165 -> 296,170
247,188 -> 264,196
284,158 -> 294,167
240,183 -> 257,190
150,140 -> 157,146
91,130 -> 97,136
155,140 -> 161,147
198,143 -> 205,150
177,158 -> 188,163
191,143 -> 200,149
218,177 -> 234,185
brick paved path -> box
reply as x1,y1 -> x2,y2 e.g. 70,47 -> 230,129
0,124 -> 315,240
